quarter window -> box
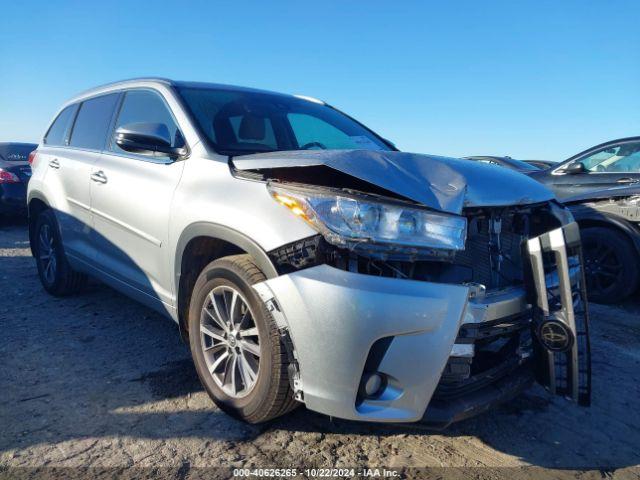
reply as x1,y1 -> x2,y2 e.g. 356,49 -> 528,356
111,90 -> 183,159
69,94 -> 119,150
44,104 -> 78,146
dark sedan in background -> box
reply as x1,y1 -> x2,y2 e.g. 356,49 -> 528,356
524,159 -> 557,169
468,138 -> 640,304
530,137 -> 640,200
464,155 -> 542,173
0,142 -> 37,217
528,138 -> 640,302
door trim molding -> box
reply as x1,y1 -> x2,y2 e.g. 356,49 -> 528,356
92,206 -> 162,247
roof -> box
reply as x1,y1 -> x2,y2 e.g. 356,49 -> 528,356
66,77 -> 297,106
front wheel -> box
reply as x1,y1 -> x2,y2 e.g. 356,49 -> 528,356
581,226 -> 639,304
188,254 -> 297,423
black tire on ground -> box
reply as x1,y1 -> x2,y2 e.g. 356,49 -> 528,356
581,226 -> 639,304
187,254 -> 298,423
33,209 -> 87,296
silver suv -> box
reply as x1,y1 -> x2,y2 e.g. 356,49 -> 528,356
28,78 -> 591,426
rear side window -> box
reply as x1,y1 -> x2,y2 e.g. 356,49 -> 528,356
69,94 -> 119,150
44,104 -> 78,146
110,90 -> 183,159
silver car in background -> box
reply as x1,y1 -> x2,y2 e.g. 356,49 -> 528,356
27,78 -> 591,426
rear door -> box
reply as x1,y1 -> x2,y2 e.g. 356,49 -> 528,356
52,94 -> 121,263
89,89 -> 186,307
548,140 -> 640,199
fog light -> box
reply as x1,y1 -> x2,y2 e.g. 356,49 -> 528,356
362,372 -> 384,397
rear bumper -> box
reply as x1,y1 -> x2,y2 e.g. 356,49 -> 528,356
0,183 -> 27,214
254,265 -> 534,423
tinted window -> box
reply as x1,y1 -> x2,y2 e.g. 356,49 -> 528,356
0,144 -> 38,162
577,141 -> 640,173
111,90 -> 182,159
288,113 -> 374,150
44,104 -> 78,146
177,86 -> 390,156
69,94 -> 119,150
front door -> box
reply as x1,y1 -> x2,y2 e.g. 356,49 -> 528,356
90,89 -> 186,307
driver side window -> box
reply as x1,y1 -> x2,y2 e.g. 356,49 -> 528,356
577,142 -> 640,173
111,90 -> 183,160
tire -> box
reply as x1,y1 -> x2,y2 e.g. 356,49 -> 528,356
581,226 -> 639,304
188,254 -> 297,423
33,209 -> 87,296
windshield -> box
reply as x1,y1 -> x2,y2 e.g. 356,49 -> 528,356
503,158 -> 540,171
176,86 -> 391,156
0,144 -> 37,162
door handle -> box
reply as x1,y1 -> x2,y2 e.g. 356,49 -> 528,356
616,177 -> 639,184
90,170 -> 108,184
48,159 -> 60,169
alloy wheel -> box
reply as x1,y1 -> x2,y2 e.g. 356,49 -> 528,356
200,285 -> 261,398
38,224 -> 57,285
583,238 -> 622,295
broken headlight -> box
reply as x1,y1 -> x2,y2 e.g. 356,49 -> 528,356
268,183 -> 467,253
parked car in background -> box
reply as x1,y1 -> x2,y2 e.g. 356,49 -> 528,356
464,155 -> 541,173
0,142 -> 37,217
530,137 -> 640,200
562,186 -> 640,303
28,78 -> 590,426
524,159 -> 557,170
529,137 -> 640,303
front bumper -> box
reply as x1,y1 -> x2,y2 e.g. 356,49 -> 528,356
254,265 -> 534,423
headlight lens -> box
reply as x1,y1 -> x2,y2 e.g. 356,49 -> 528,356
268,184 -> 467,253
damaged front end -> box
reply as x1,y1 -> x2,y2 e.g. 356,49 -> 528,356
237,150 -> 591,425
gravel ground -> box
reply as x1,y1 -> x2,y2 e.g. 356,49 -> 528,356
1,220 -> 639,479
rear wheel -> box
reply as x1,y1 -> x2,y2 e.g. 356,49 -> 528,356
33,209 -> 87,296
188,254 -> 297,423
581,226 -> 639,304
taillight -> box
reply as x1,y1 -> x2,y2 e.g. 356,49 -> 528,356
28,150 -> 38,167
0,168 -> 20,184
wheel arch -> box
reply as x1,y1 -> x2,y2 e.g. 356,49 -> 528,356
27,194 -> 52,256
571,208 -> 640,257
174,222 -> 279,342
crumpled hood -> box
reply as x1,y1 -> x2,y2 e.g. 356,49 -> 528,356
233,150 -> 555,215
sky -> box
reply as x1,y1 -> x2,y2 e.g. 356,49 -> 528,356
1,0 -> 638,161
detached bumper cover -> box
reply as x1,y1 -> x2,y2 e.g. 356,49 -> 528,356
255,265 -> 470,422
254,265 -> 534,422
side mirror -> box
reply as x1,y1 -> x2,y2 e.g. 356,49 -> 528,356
115,122 -> 186,158
564,162 -> 586,174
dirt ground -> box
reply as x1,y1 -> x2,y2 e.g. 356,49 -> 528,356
1,219 -> 639,479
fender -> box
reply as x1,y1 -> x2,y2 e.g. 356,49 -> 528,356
174,221 -> 279,290
569,204 -> 640,256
